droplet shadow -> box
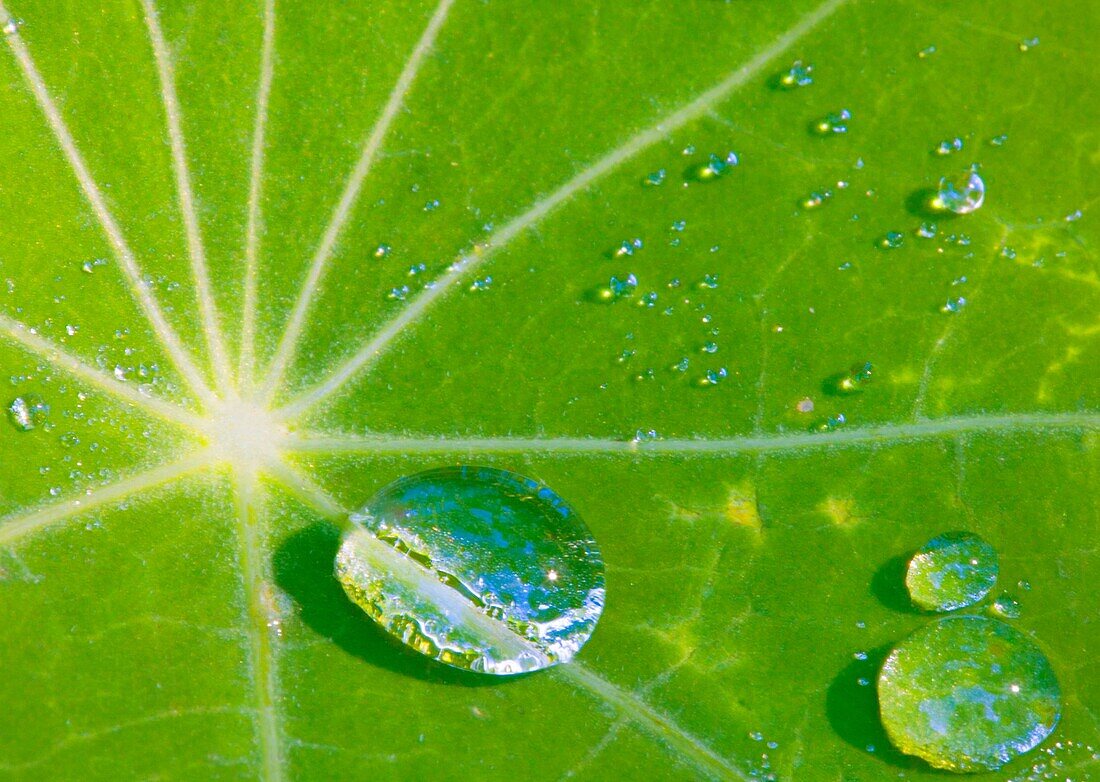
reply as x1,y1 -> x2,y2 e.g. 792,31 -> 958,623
871,553 -> 917,614
273,521 -> 515,688
825,644 -> 927,771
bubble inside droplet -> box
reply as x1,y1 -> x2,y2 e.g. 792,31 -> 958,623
933,170 -> 986,215
7,395 -> 49,431
335,466 -> 605,675
878,615 -> 1060,772
906,531 -> 998,612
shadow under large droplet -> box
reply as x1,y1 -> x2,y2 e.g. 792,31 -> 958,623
871,552 -> 918,614
825,644 -> 926,771
273,521 -> 510,688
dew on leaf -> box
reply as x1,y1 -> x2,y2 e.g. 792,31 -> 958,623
989,134 -> 1008,147
878,615 -> 1060,772
917,222 -> 937,239
373,243 -> 392,258
933,170 -> 985,215
599,273 -> 638,301
699,367 -> 727,386
934,137 -> 964,156
1018,36 -> 1039,52
612,238 -> 643,257
810,412 -> 846,432
878,231 -> 904,249
386,285 -> 410,302
905,531 -> 998,611
812,108 -> 851,135
940,296 -> 967,314
335,466 -> 605,675
777,59 -> 814,88
801,190 -> 831,209
824,361 -> 873,395
642,168 -> 666,187
468,276 -> 493,293
2,17 -> 21,35
917,44 -> 937,58
7,394 -> 49,431
685,152 -> 738,183
989,592 -> 1022,619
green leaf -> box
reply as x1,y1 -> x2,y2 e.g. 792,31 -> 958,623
0,0 -> 1097,779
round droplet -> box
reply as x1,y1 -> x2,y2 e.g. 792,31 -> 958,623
777,59 -> 814,88
906,531 -> 998,611
335,466 -> 605,675
7,394 -> 49,431
878,616 -> 1060,772
934,170 -> 985,215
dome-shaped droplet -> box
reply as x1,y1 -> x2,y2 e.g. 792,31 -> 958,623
335,466 -> 605,675
878,616 -> 1060,772
7,394 -> 49,431
933,170 -> 985,214
906,531 -> 998,611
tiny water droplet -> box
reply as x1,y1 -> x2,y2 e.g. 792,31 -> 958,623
934,137 -> 964,156
878,231 -> 904,249
988,134 -> 1008,147
878,616 -> 1060,772
335,466 -> 605,675
933,170 -> 985,215
699,367 -> 727,386
613,238 -> 643,257
701,341 -> 718,354
812,109 -> 851,135
699,273 -> 719,289
810,413 -> 846,433
407,263 -> 427,277
990,592 -> 1022,619
7,395 -> 49,431
468,276 -> 493,292
637,290 -> 658,308
906,531 -> 998,612
940,296 -> 967,314
917,222 -> 937,239
917,44 -> 937,58
642,169 -> 667,187
801,190 -> 832,209
2,17 -> 21,36
373,243 -> 392,258
826,361 -> 873,395
1018,36 -> 1039,52
386,285 -> 410,302
777,59 -> 814,88
599,273 -> 638,301
422,199 -> 440,212
685,152 -> 739,183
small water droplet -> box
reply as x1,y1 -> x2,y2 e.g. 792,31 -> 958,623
468,276 -> 493,292
826,361 -> 873,395
699,367 -> 727,386
386,285 -> 410,302
878,616 -> 1060,771
801,190 -> 831,209
701,341 -> 718,354
685,152 -> 739,183
933,170 -> 985,215
917,44 -> 937,58
2,17 -> 22,36
422,199 -> 440,212
7,395 -> 49,431
878,231 -> 904,249
612,238 -> 643,257
990,592 -> 1022,619
934,137 -> 964,156
777,59 -> 814,88
810,413 -> 846,432
917,222 -> 938,239
642,168 -> 667,187
600,273 -> 638,301
699,273 -> 719,289
373,243 -> 392,258
906,531 -> 998,612
335,466 -> 605,675
812,109 -> 851,135
940,296 -> 967,314
1018,36 -> 1039,52
989,134 -> 1008,147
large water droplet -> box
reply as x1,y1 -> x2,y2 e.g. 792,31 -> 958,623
335,466 -> 605,675
7,395 -> 49,431
906,531 -> 998,612
933,170 -> 986,215
878,616 -> 1060,772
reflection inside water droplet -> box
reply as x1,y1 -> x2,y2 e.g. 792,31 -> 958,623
933,170 -> 985,215
335,466 -> 605,675
7,395 -> 48,431
905,531 -> 998,612
878,616 -> 1060,772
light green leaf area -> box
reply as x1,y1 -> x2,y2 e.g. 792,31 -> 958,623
0,0 -> 1097,779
